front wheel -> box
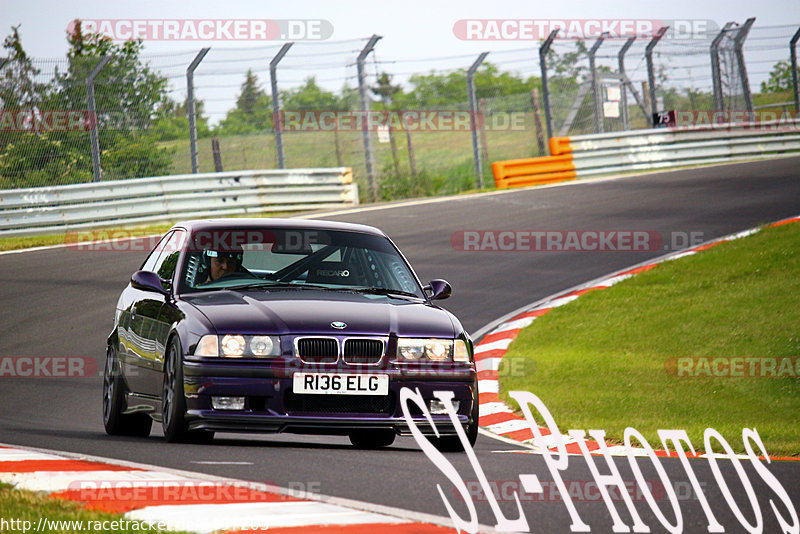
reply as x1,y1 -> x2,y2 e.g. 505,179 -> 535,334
103,343 -> 152,437
162,337 -> 214,443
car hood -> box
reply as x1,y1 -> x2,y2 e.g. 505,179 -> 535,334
182,289 -> 458,338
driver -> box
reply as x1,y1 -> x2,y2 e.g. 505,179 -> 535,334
202,248 -> 244,283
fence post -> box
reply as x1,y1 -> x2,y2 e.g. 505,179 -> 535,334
539,29 -> 559,150
467,52 -> 489,189
211,137 -> 223,172
645,26 -> 667,123
711,22 -> 736,114
618,37 -> 636,130
405,128 -> 417,178
270,42 -> 293,169
589,33 -> 607,133
733,18 -> 756,114
530,87 -> 545,154
477,98 -> 489,165
86,55 -> 111,182
792,27 -> 800,112
357,35 -> 382,201
187,48 -> 210,175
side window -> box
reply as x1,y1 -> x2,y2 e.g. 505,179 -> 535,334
153,230 -> 186,283
141,231 -> 173,272
156,251 -> 180,280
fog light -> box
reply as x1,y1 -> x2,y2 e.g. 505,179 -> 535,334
212,396 -> 245,410
429,399 -> 460,415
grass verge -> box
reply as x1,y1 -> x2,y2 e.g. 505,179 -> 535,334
499,220 -> 800,457
0,225 -> 172,253
0,482 -> 190,533
0,211 -> 304,252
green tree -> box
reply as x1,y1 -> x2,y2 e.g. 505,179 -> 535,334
282,76 -> 340,110
0,25 -> 51,178
216,69 -> 272,135
151,97 -> 211,141
761,60 -> 794,93
401,70 -> 466,108
0,21 -> 173,187
546,40 -> 589,81
371,72 -> 403,109
0,25 -> 44,110
400,63 -> 540,108
237,69 -> 266,114
338,83 -> 360,110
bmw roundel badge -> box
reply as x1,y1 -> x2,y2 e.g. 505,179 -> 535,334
331,321 -> 347,329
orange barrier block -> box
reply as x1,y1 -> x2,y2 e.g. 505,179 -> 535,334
549,136 -> 573,155
491,154 -> 576,189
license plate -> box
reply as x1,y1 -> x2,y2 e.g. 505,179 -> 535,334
293,373 -> 389,395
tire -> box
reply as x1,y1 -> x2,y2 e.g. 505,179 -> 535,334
349,429 -> 396,449
103,343 -> 152,437
162,336 -> 214,444
431,384 -> 479,453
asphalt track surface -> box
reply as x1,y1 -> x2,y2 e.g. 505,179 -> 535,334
1,157 -> 799,532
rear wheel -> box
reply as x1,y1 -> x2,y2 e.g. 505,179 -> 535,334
103,343 -> 152,437
162,337 -> 214,443
349,429 -> 396,449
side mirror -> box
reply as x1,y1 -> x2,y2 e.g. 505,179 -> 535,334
424,279 -> 452,301
131,270 -> 170,296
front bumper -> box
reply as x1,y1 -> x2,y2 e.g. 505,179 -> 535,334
182,359 -> 477,436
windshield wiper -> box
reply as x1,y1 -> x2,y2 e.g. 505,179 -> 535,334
340,287 -> 423,300
226,282 -> 335,291
227,282 -> 423,300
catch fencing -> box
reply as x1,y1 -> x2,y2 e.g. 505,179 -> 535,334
1,20 -> 799,200
0,168 -> 357,238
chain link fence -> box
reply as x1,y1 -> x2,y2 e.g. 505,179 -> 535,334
1,21 -> 799,199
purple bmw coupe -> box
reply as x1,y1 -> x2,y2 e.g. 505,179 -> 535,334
104,219 -> 478,451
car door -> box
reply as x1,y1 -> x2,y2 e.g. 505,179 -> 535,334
133,230 -> 188,397
148,230 -> 187,391
121,231 -> 174,397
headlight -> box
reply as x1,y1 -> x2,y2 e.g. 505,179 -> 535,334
454,339 -> 470,362
397,338 -> 457,362
194,335 -> 219,357
193,334 -> 281,358
250,335 -> 275,356
221,335 -> 246,357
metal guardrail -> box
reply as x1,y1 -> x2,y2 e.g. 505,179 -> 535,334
567,132 -> 800,177
0,168 -> 358,238
492,119 -> 800,187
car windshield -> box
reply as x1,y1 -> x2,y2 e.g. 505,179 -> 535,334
178,227 -> 424,298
